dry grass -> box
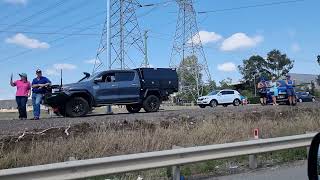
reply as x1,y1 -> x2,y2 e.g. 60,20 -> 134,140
0,106 -> 320,173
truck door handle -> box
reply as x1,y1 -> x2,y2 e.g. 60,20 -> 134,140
132,83 -> 137,86
111,84 -> 116,87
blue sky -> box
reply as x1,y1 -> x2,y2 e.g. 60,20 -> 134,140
0,0 -> 319,99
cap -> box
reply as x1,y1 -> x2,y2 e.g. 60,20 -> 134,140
36,69 -> 42,73
19,73 -> 27,78
286,74 -> 291,78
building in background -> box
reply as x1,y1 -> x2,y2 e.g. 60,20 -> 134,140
288,73 -> 320,90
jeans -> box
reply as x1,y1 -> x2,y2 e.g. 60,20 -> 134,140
16,96 -> 28,119
32,93 -> 43,118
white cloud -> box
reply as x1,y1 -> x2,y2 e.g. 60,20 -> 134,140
46,63 -> 77,76
84,59 -> 101,64
220,33 -> 263,51
53,63 -> 77,70
46,69 -> 59,76
291,42 -> 301,52
217,62 -> 237,72
3,0 -> 27,5
189,31 -> 222,45
5,33 -> 49,49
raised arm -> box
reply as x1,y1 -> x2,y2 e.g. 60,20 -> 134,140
10,73 -> 15,87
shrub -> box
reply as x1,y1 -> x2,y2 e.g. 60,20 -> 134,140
247,96 -> 260,104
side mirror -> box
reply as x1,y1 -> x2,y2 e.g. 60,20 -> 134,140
217,93 -> 222,96
308,132 -> 320,180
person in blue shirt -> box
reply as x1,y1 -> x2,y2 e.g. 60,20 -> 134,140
285,75 -> 296,106
31,69 -> 51,120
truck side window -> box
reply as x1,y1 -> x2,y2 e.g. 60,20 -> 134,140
96,73 -> 115,83
116,72 -> 135,82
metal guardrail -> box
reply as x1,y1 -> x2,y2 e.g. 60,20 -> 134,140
0,133 -> 316,180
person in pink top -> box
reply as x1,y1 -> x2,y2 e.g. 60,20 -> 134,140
10,73 -> 31,120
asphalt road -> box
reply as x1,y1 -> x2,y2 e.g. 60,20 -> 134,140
212,160 -> 308,180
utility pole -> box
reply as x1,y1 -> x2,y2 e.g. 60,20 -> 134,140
106,0 -> 112,114
143,30 -> 149,68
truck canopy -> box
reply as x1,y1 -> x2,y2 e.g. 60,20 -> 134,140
135,68 -> 178,92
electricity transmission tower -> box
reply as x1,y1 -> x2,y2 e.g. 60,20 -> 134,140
93,0 -> 144,113
170,0 -> 211,101
94,0 -> 145,72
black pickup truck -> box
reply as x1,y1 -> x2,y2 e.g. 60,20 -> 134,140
44,68 -> 178,117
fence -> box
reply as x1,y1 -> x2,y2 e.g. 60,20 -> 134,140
0,133 -> 316,180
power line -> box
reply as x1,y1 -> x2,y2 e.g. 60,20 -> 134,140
0,22 -> 102,65
0,30 -> 101,36
0,10 -> 107,64
0,0 -> 68,34
23,0 -> 93,30
197,0 -> 306,14
0,24 -> 99,30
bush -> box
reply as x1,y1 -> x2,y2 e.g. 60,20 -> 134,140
247,96 -> 260,104
240,90 -> 254,98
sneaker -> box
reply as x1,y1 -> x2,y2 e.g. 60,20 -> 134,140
32,117 -> 40,120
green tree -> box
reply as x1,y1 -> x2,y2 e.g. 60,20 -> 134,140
238,55 -> 271,82
203,80 -> 217,95
177,55 -> 203,102
317,75 -> 320,86
266,49 -> 294,78
317,55 -> 320,65
219,78 -> 232,89
310,81 -> 316,95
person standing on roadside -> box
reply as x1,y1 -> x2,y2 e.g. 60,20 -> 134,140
10,73 -> 31,120
257,78 -> 268,105
270,77 -> 280,106
285,75 -> 296,106
31,69 -> 51,120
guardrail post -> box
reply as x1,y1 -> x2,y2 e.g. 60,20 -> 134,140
249,154 -> 258,169
172,145 -> 182,180
249,129 -> 259,169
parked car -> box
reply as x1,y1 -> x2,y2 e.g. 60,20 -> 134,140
266,80 -> 297,105
44,68 -> 178,117
296,92 -> 316,102
197,89 -> 242,108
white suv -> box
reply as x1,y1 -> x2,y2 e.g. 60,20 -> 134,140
197,89 -> 242,108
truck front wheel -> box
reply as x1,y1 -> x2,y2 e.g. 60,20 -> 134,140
126,104 -> 142,113
143,95 -> 160,112
65,97 -> 90,117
